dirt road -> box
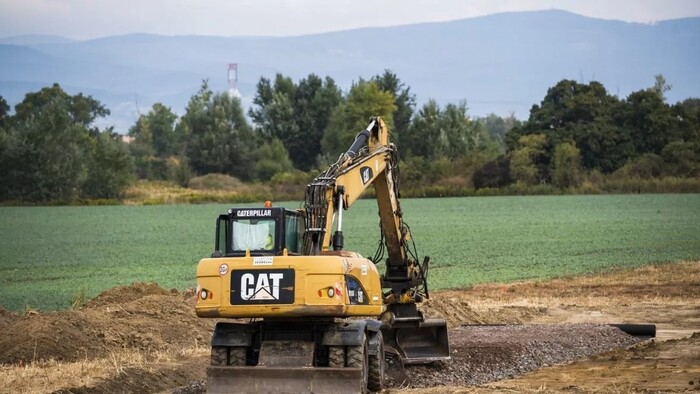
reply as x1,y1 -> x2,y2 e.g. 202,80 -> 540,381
0,261 -> 697,393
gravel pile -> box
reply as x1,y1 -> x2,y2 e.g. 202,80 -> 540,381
171,324 -> 642,392
395,323 -> 642,388
172,380 -> 206,394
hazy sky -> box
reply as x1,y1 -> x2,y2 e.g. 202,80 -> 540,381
1,0 -> 699,39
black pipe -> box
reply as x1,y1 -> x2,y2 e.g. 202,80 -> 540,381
346,129 -> 370,158
610,323 -> 656,339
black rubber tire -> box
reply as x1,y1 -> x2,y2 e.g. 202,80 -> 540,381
367,332 -> 384,392
210,346 -> 227,366
228,346 -> 247,366
328,346 -> 345,367
347,336 -> 368,392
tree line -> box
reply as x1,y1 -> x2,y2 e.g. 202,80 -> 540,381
489,76 -> 700,189
1,71 -> 698,203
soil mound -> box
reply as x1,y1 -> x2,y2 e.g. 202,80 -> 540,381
0,284 -> 213,365
52,361 -> 205,394
421,293 -> 546,327
85,282 -> 172,308
0,306 -> 17,328
0,310 -> 105,364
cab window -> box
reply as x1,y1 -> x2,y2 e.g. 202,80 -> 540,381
284,215 -> 301,253
232,218 -> 276,251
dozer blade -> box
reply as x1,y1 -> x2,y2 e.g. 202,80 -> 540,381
382,318 -> 450,364
207,366 -> 363,394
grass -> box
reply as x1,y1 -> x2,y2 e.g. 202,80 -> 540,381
0,194 -> 699,311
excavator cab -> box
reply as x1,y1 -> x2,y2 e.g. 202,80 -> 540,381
213,207 -> 304,257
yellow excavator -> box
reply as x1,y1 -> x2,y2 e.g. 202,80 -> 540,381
195,117 -> 450,393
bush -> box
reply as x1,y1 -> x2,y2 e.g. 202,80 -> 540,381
188,174 -> 248,192
167,156 -> 191,187
399,156 -> 429,186
269,170 -> 314,201
601,176 -> 700,194
612,154 -> 664,180
473,155 -> 511,189
552,142 -> 582,188
662,141 -> 700,177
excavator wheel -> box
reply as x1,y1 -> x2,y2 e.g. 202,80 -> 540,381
227,346 -> 246,366
211,346 -> 227,366
347,336 -> 369,392
367,332 -> 384,392
328,346 -> 345,367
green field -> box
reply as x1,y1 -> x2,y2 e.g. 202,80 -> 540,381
1,194 -> 699,311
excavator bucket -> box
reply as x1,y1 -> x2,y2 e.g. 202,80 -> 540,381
381,318 -> 450,364
207,366 -> 363,394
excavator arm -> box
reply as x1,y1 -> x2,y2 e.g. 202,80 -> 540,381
302,118 -> 421,289
302,133 -> 402,255
303,117 -> 449,364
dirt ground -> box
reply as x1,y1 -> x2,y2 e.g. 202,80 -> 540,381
0,261 -> 698,394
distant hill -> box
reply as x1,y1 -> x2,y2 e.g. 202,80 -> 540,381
0,34 -> 76,45
1,10 -> 698,132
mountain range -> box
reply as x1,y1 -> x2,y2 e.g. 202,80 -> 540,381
1,10 -> 699,132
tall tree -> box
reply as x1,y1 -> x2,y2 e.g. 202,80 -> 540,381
439,101 -> 482,159
82,131 -> 134,199
180,81 -> 256,179
321,79 -> 396,158
5,85 -> 90,200
0,96 -> 9,130
372,70 -> 415,147
128,103 -> 179,157
671,98 -> 700,143
249,74 -> 297,141
0,84 -> 132,201
249,73 -> 342,171
507,79 -> 630,173
479,113 -> 521,144
650,74 -> 672,102
13,85 -> 109,131
509,134 -> 548,185
293,75 -> 343,170
622,89 -> 677,156
551,142 -> 582,188
403,100 -> 442,159
405,100 -> 486,160
149,103 -> 179,157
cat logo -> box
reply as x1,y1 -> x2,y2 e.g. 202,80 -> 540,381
231,269 -> 294,304
360,166 -> 373,185
241,272 -> 283,300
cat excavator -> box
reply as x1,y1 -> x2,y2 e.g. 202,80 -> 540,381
195,117 -> 449,393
